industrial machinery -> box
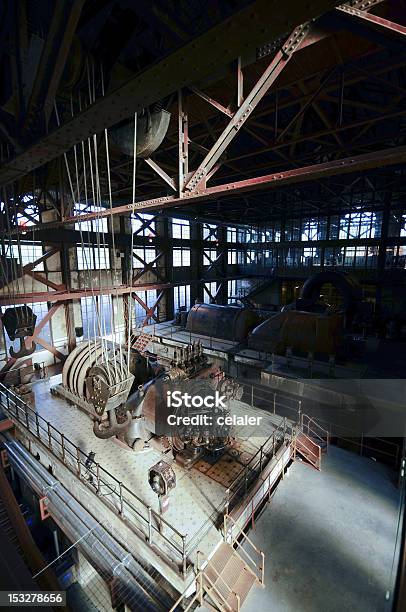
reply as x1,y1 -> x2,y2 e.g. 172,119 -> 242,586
55,340 -> 136,439
248,310 -> 344,356
185,303 -> 260,342
247,271 -> 363,358
54,338 -> 240,466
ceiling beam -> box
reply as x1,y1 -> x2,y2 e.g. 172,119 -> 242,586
0,0 -> 342,187
15,143 -> 405,231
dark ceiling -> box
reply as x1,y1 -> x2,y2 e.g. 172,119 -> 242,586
0,0 -> 405,226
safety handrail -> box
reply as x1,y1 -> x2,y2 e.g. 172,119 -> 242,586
0,383 -> 188,573
224,513 -> 265,586
301,413 -> 329,446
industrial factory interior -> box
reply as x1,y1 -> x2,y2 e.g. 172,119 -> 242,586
0,1 -> 405,611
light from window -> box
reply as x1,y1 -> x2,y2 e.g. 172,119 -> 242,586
227,227 -> 237,242
172,218 -> 190,239
131,213 -> 156,237
173,248 -> 190,267
203,249 -> 217,265
10,244 -> 44,270
174,285 -> 191,311
203,223 -> 217,241
77,246 -> 110,270
75,203 -> 108,233
204,282 -> 217,303
133,247 -> 157,267
228,250 -> 237,265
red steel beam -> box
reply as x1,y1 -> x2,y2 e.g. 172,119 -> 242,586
16,143 -> 406,231
337,5 -> 406,40
0,274 -> 255,305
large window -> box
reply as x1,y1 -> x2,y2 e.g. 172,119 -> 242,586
133,247 -> 157,267
228,280 -> 237,303
81,295 -> 112,338
203,249 -> 217,265
131,213 -> 156,237
203,223 -> 217,241
174,285 -> 191,311
173,248 -> 190,267
77,246 -> 110,270
339,210 -> 377,240
204,282 -> 217,303
172,218 -> 190,239
16,196 -> 40,227
301,219 -> 319,242
228,250 -> 237,265
133,289 -> 158,326
9,243 -> 44,270
227,227 -> 237,243
75,204 -> 108,233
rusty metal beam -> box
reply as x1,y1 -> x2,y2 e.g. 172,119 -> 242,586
33,337 -> 65,361
184,22 -> 313,193
144,158 -> 177,191
337,4 -> 406,42
25,270 -> 66,292
0,0 -> 342,187
29,302 -> 64,340
0,274 -> 256,305
189,87 -> 233,118
14,142 -> 406,232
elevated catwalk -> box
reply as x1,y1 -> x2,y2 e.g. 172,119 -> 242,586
1,378 -> 295,596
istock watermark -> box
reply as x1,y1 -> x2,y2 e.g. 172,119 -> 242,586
165,388 -> 262,429
166,390 -> 227,409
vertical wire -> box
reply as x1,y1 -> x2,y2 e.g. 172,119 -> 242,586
127,113 -> 137,373
101,63 -> 122,379
57,98 -> 102,364
92,131 -> 115,383
86,136 -> 109,369
104,126 -> 124,374
84,60 -> 110,373
71,92 -> 94,363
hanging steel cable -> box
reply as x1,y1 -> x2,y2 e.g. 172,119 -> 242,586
127,112 -> 137,374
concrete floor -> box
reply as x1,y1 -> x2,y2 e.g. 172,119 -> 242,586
242,446 -> 400,612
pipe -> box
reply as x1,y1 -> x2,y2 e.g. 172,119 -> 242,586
93,409 -> 132,439
2,437 -> 173,611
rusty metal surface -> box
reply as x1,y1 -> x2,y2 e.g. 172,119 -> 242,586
186,303 -> 260,342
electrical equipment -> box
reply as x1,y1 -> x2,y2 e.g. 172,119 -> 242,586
148,461 -> 176,497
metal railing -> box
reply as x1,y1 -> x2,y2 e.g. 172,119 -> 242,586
0,382 -> 189,575
224,513 -> 265,586
300,413 -> 330,448
224,416 -> 291,516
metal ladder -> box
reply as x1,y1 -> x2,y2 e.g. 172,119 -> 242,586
170,514 -> 264,612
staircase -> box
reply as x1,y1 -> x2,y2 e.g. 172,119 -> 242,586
295,432 -> 322,470
202,542 -> 258,611
170,515 -> 264,612
295,414 -> 330,470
